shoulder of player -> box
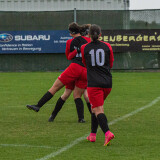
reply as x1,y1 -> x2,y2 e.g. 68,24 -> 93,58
66,38 -> 76,47
81,43 -> 87,49
81,36 -> 91,42
100,41 -> 111,46
67,38 -> 74,43
81,42 -> 90,50
70,36 -> 80,44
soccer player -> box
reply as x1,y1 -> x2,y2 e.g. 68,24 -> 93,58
48,23 -> 92,123
81,24 -> 115,146
26,22 -> 90,123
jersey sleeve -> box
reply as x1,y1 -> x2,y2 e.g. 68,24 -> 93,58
65,40 -> 71,59
105,42 -> 114,68
81,44 -> 87,67
65,39 -> 79,60
67,49 -> 77,60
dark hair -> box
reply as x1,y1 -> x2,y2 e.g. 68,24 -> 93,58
89,24 -> 101,41
68,22 -> 80,34
80,24 -> 91,36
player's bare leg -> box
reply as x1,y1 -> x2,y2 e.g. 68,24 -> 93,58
48,78 -> 64,95
83,89 -> 91,113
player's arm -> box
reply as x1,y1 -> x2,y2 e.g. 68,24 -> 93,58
65,40 -> 72,59
104,42 -> 114,68
81,44 -> 87,67
67,49 -> 78,60
65,39 -> 79,60
108,44 -> 114,68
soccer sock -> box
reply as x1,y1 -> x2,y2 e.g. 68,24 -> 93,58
97,113 -> 109,134
87,103 -> 92,114
37,91 -> 53,108
51,97 -> 65,117
91,113 -> 98,133
74,98 -> 84,120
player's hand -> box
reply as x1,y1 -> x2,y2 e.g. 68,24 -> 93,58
76,47 -> 81,53
74,46 -> 80,53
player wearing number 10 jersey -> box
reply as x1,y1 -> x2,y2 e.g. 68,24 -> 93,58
81,24 -> 115,146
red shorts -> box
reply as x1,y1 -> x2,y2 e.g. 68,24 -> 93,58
87,87 -> 112,109
65,82 -> 75,90
58,63 -> 87,89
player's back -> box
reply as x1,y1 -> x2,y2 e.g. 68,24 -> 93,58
83,40 -> 112,88
70,36 -> 91,67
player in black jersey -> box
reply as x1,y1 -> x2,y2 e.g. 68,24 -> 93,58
48,23 -> 92,123
81,24 -> 115,146
26,22 -> 90,123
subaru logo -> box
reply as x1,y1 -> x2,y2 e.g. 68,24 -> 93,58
0,33 -> 13,42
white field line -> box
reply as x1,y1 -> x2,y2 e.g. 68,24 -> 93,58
0,144 -> 57,149
36,96 -> 160,160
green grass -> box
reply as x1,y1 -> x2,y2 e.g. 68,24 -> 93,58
0,72 -> 160,160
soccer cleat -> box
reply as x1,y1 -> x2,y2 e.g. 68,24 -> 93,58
104,131 -> 115,146
78,119 -> 86,123
86,133 -> 96,142
26,105 -> 40,112
48,115 -> 55,122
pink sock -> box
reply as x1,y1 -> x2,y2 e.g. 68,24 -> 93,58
90,133 -> 96,136
105,130 -> 110,137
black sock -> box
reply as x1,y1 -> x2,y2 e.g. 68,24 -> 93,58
74,98 -> 84,120
91,113 -> 98,133
51,97 -> 65,117
97,113 -> 109,134
87,103 -> 91,114
37,91 -> 53,108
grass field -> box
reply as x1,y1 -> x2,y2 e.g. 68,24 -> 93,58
0,72 -> 160,160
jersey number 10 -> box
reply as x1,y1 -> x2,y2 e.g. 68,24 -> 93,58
89,49 -> 105,66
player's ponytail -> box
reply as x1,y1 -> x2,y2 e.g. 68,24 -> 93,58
89,24 -> 101,42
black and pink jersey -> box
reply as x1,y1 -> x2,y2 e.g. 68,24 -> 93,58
81,40 -> 114,88
65,36 -> 91,67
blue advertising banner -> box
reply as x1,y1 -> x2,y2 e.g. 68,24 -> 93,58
0,30 -> 72,54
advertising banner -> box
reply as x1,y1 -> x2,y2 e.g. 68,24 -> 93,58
1,30 -> 160,54
0,30 -> 72,54
101,29 -> 160,52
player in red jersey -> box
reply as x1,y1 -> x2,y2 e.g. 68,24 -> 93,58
26,23 -> 91,123
48,24 -> 92,123
81,24 -> 115,146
